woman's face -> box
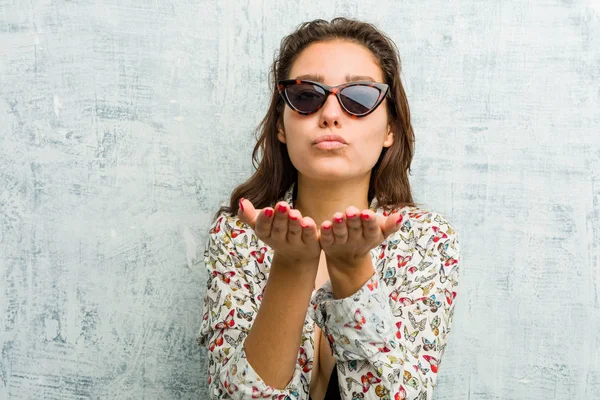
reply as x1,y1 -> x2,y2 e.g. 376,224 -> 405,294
278,39 -> 394,183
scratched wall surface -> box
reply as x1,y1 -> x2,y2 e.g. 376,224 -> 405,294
0,1 -> 598,399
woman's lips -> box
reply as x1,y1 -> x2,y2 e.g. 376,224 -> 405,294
313,141 -> 347,150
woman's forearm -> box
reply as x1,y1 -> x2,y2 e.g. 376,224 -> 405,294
244,253 -> 318,389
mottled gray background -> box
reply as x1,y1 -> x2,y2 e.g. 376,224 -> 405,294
0,0 -> 598,399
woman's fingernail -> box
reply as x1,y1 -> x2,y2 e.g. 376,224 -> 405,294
264,208 -> 274,218
239,198 -> 245,212
334,216 -> 343,224
300,221 -> 308,228
360,212 -> 371,221
346,213 -> 357,219
323,224 -> 332,230
396,215 -> 404,224
277,204 -> 287,213
289,214 -> 298,221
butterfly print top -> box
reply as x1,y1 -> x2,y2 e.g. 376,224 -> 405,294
198,182 -> 461,400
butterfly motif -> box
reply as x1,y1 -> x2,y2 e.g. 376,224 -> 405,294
208,330 -> 225,352
422,336 -> 437,351
345,376 -> 362,391
408,211 -> 429,220
397,254 -> 412,268
377,244 -> 387,259
408,344 -> 422,359
207,314 -> 235,351
409,312 -> 426,331
224,333 -> 239,348
367,280 -> 379,291
344,309 -> 366,330
396,297 -> 416,307
351,392 -> 365,400
298,347 -> 313,373
417,260 -> 433,272
398,218 -> 412,233
422,354 -> 439,373
403,326 -> 419,343
437,342 -> 447,354
230,227 -> 246,239
209,217 -> 223,234
249,247 -> 268,264
430,316 -> 440,336
236,307 -> 253,321
375,384 -> 390,398
420,295 -> 441,312
389,288 -> 402,303
243,268 -> 267,286
223,378 -> 239,395
223,293 -> 232,309
371,360 -> 391,376
336,334 -> 350,346
300,372 -> 310,393
212,270 -> 235,284
403,370 -> 419,389
444,289 -> 457,305
214,308 -> 235,330
254,385 -> 276,398
370,339 -> 394,353
348,359 -> 358,372
376,320 -> 386,334
416,272 -> 437,284
399,229 -> 415,243
394,385 -> 407,400
438,265 -> 448,284
430,225 -> 448,243
383,267 -> 397,286
416,361 -> 429,375
361,372 -> 382,393
395,321 -> 402,339
420,282 -> 435,296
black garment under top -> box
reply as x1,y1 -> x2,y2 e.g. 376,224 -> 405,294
308,365 -> 341,400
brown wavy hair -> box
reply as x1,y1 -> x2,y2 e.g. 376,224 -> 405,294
212,17 -> 417,223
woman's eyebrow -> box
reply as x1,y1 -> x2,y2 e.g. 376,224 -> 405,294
294,73 -> 325,82
346,74 -> 376,82
292,74 -> 377,83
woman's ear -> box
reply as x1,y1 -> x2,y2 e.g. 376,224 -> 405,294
277,122 -> 286,144
383,124 -> 394,148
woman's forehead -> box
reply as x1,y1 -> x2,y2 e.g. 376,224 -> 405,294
288,40 -> 383,83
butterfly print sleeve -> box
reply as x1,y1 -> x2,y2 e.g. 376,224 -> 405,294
307,211 -> 460,400
197,214 -> 304,399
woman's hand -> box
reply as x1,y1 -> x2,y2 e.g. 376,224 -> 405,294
319,206 -> 403,268
237,198 -> 322,266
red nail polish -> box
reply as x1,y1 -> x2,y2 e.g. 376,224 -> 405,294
289,214 -> 298,221
264,208 -> 274,218
323,224 -> 332,230
334,216 -> 343,224
396,215 -> 404,224
277,204 -> 287,213
239,198 -> 245,212
300,221 -> 308,228
346,213 -> 357,219
360,213 -> 370,221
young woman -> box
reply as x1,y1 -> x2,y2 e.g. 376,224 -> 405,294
198,18 -> 461,400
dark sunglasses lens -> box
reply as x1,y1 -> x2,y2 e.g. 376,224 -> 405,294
285,83 -> 326,112
340,85 -> 381,115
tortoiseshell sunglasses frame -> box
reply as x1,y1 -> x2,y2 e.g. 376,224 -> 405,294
277,79 -> 390,118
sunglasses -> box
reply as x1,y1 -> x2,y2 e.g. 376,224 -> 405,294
277,79 -> 390,117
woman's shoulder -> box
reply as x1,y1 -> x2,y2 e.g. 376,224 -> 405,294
384,204 -> 460,252
385,204 -> 457,232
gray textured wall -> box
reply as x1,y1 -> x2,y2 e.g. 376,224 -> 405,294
0,1 -> 598,399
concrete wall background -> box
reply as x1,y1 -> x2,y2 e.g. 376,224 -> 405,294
0,1 -> 598,399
